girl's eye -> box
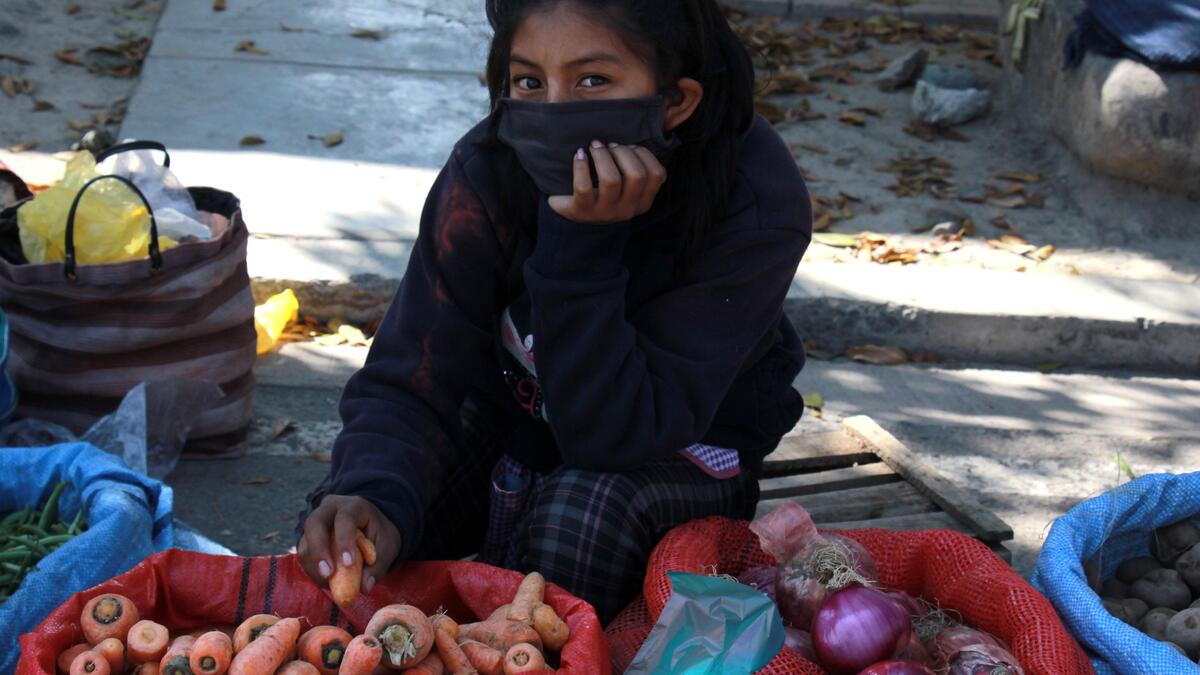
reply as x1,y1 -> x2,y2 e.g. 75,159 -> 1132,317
580,75 -> 610,88
513,76 -> 542,91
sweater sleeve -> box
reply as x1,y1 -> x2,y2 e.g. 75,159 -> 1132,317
323,151 -> 503,560
523,186 -> 811,472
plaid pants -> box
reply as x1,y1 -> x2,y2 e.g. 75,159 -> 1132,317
413,405 -> 762,622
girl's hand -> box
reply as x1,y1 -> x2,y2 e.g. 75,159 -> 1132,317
548,139 -> 668,224
298,494 -> 400,594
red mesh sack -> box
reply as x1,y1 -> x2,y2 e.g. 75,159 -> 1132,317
609,516 -> 1093,675
19,550 -> 610,674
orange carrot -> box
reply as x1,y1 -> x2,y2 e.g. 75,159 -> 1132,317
128,620 -> 170,665
296,625 -> 352,675
364,604 -> 434,669
530,603 -> 569,651
189,625 -> 237,641
275,661 -> 320,675
501,644 -> 545,674
486,605 -> 511,623
406,651 -> 445,675
131,663 -> 161,675
457,641 -> 503,675
58,644 -> 91,675
506,573 -> 544,624
232,615 -> 280,653
160,636 -> 196,675
356,532 -> 377,566
328,544 -> 363,608
94,638 -> 125,673
457,621 -> 542,654
338,635 -> 382,675
228,616 -> 300,675
81,594 -> 141,645
431,615 -> 475,675
190,630 -> 234,674
70,650 -> 111,675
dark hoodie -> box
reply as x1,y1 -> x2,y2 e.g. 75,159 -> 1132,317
311,112 -> 812,559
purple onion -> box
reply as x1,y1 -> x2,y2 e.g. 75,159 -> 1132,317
737,565 -> 779,602
812,586 -> 913,674
784,626 -> 816,661
857,660 -> 937,675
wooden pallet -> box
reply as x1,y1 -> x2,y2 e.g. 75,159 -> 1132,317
759,415 -> 1015,561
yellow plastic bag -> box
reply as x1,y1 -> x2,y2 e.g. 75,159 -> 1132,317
16,152 -> 177,265
254,289 -> 299,355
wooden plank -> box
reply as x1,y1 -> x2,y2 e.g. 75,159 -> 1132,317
758,462 -> 899,501
843,416 -> 1014,542
762,431 -> 880,478
989,542 -> 1013,563
816,510 -> 970,535
773,481 -> 940,523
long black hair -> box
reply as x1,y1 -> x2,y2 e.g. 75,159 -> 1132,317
483,0 -> 756,276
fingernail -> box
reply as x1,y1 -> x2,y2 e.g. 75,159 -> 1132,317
575,147 -> 585,160
607,142 -> 619,149
342,551 -> 353,567
591,140 -> 604,149
628,144 -> 638,149
364,576 -> 376,593
318,560 -> 332,577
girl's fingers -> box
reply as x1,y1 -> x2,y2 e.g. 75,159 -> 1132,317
588,140 -> 622,208
607,144 -> 648,216
630,146 -> 667,212
571,146 -> 595,210
299,502 -> 338,585
332,503 -> 368,568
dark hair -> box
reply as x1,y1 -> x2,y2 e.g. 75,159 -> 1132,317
483,0 -> 756,276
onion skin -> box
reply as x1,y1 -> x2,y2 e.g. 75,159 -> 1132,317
812,587 -> 912,674
857,660 -> 936,675
784,627 -> 816,661
738,565 -> 779,603
929,626 -> 1024,675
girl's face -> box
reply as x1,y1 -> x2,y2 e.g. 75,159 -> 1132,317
508,3 -> 658,105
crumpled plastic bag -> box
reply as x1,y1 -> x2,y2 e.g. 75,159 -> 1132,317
16,152 -> 180,264
97,146 -> 210,242
0,379 -> 224,478
627,572 -> 785,675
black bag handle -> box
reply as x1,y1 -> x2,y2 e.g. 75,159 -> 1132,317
93,140 -> 171,168
63,174 -> 161,280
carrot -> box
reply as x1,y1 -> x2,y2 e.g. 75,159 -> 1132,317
506,573 -> 544,624
338,635 -> 382,675
58,644 -> 91,675
457,621 -> 542,654
228,616 -> 300,675
486,605 -> 512,623
190,625 -> 237,641
190,630 -> 234,674
530,603 -> 569,652
132,663 -> 161,675
356,532 -> 377,566
364,604 -> 434,669
128,620 -> 171,664
457,641 -> 503,675
70,650 -> 111,675
431,615 -> 476,675
501,644 -> 545,674
160,636 -> 196,675
328,542 -> 364,608
94,637 -> 125,673
233,615 -> 281,653
406,651 -> 445,675
296,625 -> 352,675
81,593 -> 141,645
275,661 -> 320,675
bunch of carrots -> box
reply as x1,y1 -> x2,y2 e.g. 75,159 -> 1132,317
56,571 -> 570,675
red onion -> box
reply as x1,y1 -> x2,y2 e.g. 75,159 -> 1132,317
784,626 -> 816,661
777,532 -> 879,630
929,626 -> 1024,675
857,660 -> 936,675
885,590 -> 927,620
893,631 -> 928,663
812,586 -> 913,674
737,565 -> 778,602
777,572 -> 828,630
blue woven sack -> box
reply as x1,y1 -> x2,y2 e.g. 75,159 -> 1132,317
1032,472 -> 1200,674
0,443 -> 174,673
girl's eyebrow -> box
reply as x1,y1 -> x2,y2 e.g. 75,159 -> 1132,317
509,53 -> 623,69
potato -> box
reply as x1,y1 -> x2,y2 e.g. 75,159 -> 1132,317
1153,521 -> 1200,566
1101,578 -> 1129,600
1117,556 -> 1162,584
1140,608 -> 1177,641
1165,608 -> 1200,659
1176,542 -> 1200,595
1131,569 -> 1193,611
1103,598 -> 1138,625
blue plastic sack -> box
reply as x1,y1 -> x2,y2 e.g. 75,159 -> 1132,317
1032,472 -> 1200,674
0,443 -> 174,673
627,571 -> 785,674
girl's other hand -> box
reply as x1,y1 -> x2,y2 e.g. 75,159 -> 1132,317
547,140 -> 667,224
298,494 -> 400,594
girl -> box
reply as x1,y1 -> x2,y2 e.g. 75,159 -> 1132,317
297,0 -> 812,622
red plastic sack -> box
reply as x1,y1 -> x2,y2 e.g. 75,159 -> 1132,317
19,550 -> 610,674
605,516 -> 1093,675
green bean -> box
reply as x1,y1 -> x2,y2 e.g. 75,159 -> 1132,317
0,508 -> 32,530
0,561 -> 22,574
7,535 -> 47,557
36,481 -> 66,532
39,534 -> 74,547
0,549 -> 32,562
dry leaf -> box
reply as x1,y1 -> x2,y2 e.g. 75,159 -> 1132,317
995,170 -> 1040,183
910,352 -> 943,363
235,40 -> 270,56
838,110 -> 866,126
6,141 -> 37,153
55,49 -> 84,66
281,24 -> 305,32
350,29 -> 384,40
314,333 -> 348,347
67,118 -> 93,132
310,452 -> 332,462
0,52 -> 33,65
904,119 -> 968,142
337,324 -> 368,346
32,98 -> 55,111
272,421 -> 295,439
962,217 -> 976,236
813,212 -> 834,232
812,232 -> 858,248
987,195 -> 1027,209
846,344 -> 909,365
923,232 -> 964,254
754,99 -> 787,124
262,531 -> 280,540
802,391 -> 825,409
799,143 -> 828,154
244,477 -> 271,485
65,2 -> 81,13
239,135 -> 266,146
213,0 -> 226,10
0,77 -> 16,98
323,131 -> 344,148
1034,244 -> 1056,260
986,235 -> 1036,257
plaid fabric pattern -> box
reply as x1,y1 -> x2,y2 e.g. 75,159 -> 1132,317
477,455 -> 548,566
679,443 -> 741,478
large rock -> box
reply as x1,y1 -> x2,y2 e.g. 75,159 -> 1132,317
1000,0 -> 1200,198
912,80 -> 992,126
876,48 -> 928,91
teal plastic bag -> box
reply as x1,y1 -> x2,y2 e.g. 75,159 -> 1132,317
627,572 -> 785,674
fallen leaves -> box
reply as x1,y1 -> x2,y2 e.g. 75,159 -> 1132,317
802,391 -> 825,410
847,345 -> 909,365
350,29 -> 385,40
310,452 -> 332,462
323,131 -> 344,148
272,421 -> 296,440
878,153 -> 956,198
985,234 -> 1056,260
0,53 -> 34,65
213,0 -> 226,10
810,192 -> 860,231
812,232 -> 858,248
995,170 -> 1041,183
244,477 -> 272,485
239,135 -> 266,146
65,3 -> 82,15
838,110 -> 866,126
235,40 -> 270,56
55,49 -> 84,66
32,99 -> 54,111
923,231 -> 965,254
903,119 -> 968,142
5,142 -> 37,153
0,76 -> 32,98
87,36 -> 152,78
